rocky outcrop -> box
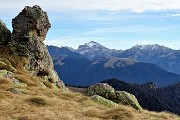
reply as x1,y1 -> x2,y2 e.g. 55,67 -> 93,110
0,20 -> 11,45
86,83 -> 116,99
102,78 -> 180,115
85,83 -> 142,111
0,5 -> 65,89
115,91 -> 142,111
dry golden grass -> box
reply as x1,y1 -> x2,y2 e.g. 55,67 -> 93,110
0,54 -> 179,120
0,76 -> 179,120
0,58 -> 17,72
0,46 -> 29,72
14,74 -> 37,86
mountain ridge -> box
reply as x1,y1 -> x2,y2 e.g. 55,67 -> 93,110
76,41 -> 123,60
48,46 -> 180,87
59,41 -> 180,75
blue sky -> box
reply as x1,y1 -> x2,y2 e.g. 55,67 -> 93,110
0,0 -> 180,50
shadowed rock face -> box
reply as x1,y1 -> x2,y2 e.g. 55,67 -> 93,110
0,5 -> 65,89
0,20 -> 11,45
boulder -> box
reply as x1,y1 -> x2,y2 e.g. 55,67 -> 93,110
115,91 -> 142,111
90,95 -> 118,108
86,83 -> 116,100
85,83 -> 142,110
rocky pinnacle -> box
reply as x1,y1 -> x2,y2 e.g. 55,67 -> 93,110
4,5 -> 66,89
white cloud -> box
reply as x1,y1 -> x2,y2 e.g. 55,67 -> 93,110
166,13 -> 180,17
0,0 -> 180,13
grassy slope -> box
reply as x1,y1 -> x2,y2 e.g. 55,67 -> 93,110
0,78 -> 179,120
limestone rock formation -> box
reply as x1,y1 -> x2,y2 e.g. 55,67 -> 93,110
85,83 -> 142,110
0,5 -> 65,89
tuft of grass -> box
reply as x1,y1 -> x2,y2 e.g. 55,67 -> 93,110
7,56 -> 28,72
26,96 -> 50,107
14,74 -> 43,87
83,108 -> 104,118
0,90 -> 14,101
42,80 -> 55,88
15,74 -> 36,86
0,58 -> 17,72
103,107 -> 137,120
0,77 -> 12,85
0,77 -> 13,90
0,46 -> 29,72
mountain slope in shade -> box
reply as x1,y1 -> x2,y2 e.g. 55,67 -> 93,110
76,41 -> 123,60
47,46 -> 91,85
84,57 -> 180,87
47,45 -> 84,59
48,46 -> 180,87
101,78 -> 180,115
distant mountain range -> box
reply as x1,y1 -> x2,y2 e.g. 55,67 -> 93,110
47,43 -> 180,87
101,78 -> 180,115
119,44 -> 180,75
76,41 -> 180,75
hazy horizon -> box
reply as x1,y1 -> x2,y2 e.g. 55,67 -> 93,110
1,0 -> 180,50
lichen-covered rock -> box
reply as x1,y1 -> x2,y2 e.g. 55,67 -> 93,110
0,20 -> 11,45
115,91 -> 142,111
8,88 -> 25,94
0,69 -> 8,77
0,70 -> 21,84
8,5 -> 65,89
90,95 -> 118,108
85,83 -> 142,110
86,83 -> 116,100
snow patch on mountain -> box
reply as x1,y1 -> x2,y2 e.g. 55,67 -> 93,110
76,41 -> 123,60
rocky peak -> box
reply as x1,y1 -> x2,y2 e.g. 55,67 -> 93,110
132,44 -> 172,52
84,41 -> 101,48
77,41 -> 123,60
78,41 -> 106,50
12,5 -> 51,40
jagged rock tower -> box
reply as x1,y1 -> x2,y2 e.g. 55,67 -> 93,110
1,5 -> 65,89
